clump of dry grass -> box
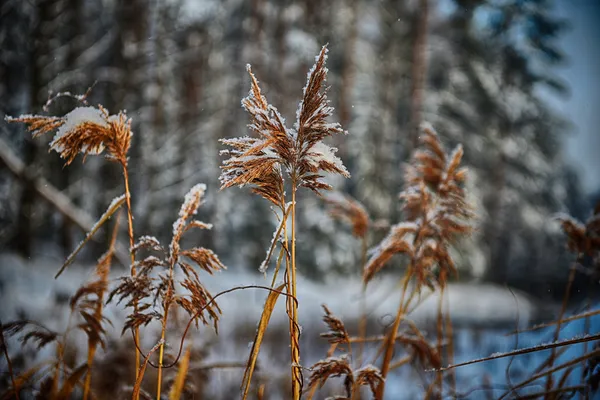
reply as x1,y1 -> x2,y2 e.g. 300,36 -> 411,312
7,103 -> 142,388
220,44 -> 349,399
7,97 -> 226,400
108,183 -> 225,398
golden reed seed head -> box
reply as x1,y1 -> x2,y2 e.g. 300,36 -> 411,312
219,45 -> 349,209
363,123 -> 474,289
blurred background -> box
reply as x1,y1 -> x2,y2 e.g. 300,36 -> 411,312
1,0 -> 600,398
1,0 -> 599,296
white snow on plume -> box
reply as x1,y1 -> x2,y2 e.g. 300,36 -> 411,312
50,106 -> 108,155
306,141 -> 350,177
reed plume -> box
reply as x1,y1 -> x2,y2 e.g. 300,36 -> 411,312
363,123 -> 473,399
220,44 -> 349,399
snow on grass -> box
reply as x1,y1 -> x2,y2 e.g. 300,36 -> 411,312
50,106 -> 108,154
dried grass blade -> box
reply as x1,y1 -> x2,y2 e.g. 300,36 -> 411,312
54,364 -> 88,400
507,308 -> 600,335
132,340 -> 164,400
241,283 -> 286,400
168,346 -> 191,400
0,362 -> 50,400
260,205 -> 291,275
55,194 -> 126,278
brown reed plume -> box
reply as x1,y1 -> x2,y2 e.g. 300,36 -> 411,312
108,183 -> 225,399
362,123 -> 473,399
6,103 -> 143,390
220,44 -> 349,399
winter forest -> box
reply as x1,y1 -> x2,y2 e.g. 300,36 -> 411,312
0,0 -> 599,399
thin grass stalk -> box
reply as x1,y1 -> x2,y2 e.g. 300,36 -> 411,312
389,355 -> 412,371
545,264 -> 577,392
498,348 -> 600,399
289,183 -> 301,400
122,163 -> 141,391
376,266 -> 412,399
52,309 -> 75,396
0,322 -> 19,400
156,254 -> 177,398
82,214 -> 120,400
436,283 -> 445,397
516,385 -> 587,400
156,306 -> 170,399
281,201 -> 298,399
581,302 -> 591,400
507,308 -> 600,335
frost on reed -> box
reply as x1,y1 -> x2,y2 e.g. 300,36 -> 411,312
219,44 -> 349,209
219,45 -> 350,400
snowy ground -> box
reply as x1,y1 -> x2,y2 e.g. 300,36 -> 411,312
0,253 -> 598,399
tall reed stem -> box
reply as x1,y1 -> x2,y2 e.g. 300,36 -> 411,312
121,163 -> 140,393
376,267 -> 412,399
545,264 -> 577,392
83,214 -> 120,400
156,306 -> 169,399
156,250 -> 176,399
290,183 -> 301,400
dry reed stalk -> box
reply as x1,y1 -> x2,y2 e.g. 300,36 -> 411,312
241,282 -> 287,400
6,104 -> 143,395
79,213 -> 121,400
168,346 -> 191,400
220,45 -> 349,399
362,124 -> 473,399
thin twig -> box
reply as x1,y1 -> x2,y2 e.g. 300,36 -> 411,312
131,285 -> 297,370
433,334 -> 600,372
